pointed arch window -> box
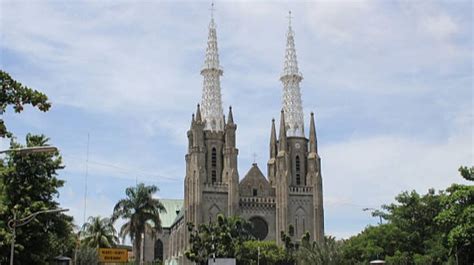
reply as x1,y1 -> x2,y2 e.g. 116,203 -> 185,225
211,147 -> 217,183
295,217 -> 298,237
154,239 -> 163,261
295,155 -> 301,185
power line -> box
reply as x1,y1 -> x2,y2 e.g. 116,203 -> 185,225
61,153 -> 182,183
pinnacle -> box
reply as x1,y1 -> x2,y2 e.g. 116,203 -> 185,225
227,106 -> 234,124
278,110 -> 287,151
196,104 -> 202,122
309,112 -> 318,153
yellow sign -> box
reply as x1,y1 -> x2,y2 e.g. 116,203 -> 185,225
98,248 -> 128,263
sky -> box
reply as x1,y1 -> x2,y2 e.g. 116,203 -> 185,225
0,0 -> 472,240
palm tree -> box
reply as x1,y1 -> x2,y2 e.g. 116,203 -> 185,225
111,183 -> 166,263
80,216 -> 119,249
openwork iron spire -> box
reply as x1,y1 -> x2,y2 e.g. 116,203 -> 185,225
200,2 -> 224,131
280,11 -> 305,137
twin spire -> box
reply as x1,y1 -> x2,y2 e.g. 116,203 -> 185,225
200,2 -> 225,131
281,11 -> 305,137
198,7 -> 307,139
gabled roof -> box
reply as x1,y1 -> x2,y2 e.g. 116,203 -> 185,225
240,163 -> 269,185
159,199 -> 184,228
239,163 -> 273,197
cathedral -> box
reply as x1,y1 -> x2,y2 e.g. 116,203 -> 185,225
144,11 -> 324,265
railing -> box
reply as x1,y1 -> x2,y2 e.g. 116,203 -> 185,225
240,197 -> 275,203
289,186 -> 313,194
203,182 -> 228,192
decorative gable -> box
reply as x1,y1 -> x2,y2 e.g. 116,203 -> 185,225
239,163 -> 273,197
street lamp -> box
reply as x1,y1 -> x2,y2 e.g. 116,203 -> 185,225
0,146 -> 57,155
8,208 -> 69,265
363,208 -> 383,225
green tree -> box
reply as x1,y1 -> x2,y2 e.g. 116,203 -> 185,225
0,134 -> 75,264
0,70 -> 51,138
458,166 -> 473,181
434,167 -> 474,264
76,245 -> 99,265
297,234 -> 344,265
185,214 -> 254,264
111,183 -> 165,264
279,225 -> 298,263
80,216 -> 119,249
382,189 -> 446,258
239,240 -> 290,265
342,189 -> 450,264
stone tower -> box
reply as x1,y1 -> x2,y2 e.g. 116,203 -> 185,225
184,10 -> 239,231
272,12 -> 324,244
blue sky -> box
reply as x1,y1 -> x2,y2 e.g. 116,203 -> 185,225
1,0 -> 472,239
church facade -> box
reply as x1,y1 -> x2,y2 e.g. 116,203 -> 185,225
144,12 -> 324,265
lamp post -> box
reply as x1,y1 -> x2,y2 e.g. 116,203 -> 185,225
8,208 -> 69,265
363,208 -> 383,225
257,246 -> 260,265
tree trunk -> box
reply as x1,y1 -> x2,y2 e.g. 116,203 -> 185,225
134,235 -> 141,265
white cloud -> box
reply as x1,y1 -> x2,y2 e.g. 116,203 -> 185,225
321,112 -> 473,237
1,0 -> 472,239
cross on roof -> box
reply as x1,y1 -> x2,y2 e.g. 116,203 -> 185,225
252,153 -> 258,163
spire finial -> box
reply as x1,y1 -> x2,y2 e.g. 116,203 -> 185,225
210,2 -> 216,20
287,10 -> 293,28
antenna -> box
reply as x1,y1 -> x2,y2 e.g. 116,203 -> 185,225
83,133 -> 90,225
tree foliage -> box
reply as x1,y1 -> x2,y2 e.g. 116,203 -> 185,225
185,214 -> 254,264
239,240 -> 291,265
111,183 -> 165,263
80,216 -> 119,249
341,166 -> 474,264
76,245 -> 99,265
298,235 -> 344,265
0,70 -> 51,138
0,134 -> 75,264
458,166 -> 473,181
435,183 -> 474,264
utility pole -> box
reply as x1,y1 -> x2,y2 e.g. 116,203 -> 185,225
140,233 -> 144,265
